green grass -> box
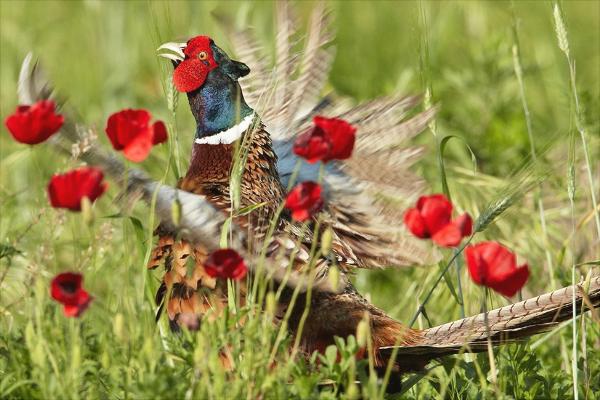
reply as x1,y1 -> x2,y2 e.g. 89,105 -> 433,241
1,1 -> 599,398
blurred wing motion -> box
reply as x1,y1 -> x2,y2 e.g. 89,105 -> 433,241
17,53 -> 337,295
381,275 -> 600,368
220,2 -> 438,268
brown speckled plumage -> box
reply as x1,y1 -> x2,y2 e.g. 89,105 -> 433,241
148,119 -> 421,366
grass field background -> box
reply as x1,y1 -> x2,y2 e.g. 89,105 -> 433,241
1,1 -> 599,398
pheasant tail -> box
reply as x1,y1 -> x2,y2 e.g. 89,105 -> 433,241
380,275 -> 600,361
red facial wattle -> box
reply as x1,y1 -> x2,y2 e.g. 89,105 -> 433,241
173,35 -> 218,93
173,58 -> 210,93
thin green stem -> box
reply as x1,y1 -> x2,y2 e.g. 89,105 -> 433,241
482,289 -> 498,388
418,0 -> 465,321
380,236 -> 474,393
512,8 -> 556,287
409,235 -> 473,328
571,264 -> 579,400
553,3 -> 600,240
454,251 -> 465,318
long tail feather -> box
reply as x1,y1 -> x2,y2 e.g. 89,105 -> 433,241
380,275 -> 600,358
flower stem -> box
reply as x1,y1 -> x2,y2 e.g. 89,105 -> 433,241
409,235 -> 473,328
511,8 -> 556,288
454,250 -> 465,318
482,288 -> 498,388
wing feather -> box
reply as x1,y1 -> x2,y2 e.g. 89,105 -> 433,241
221,1 -> 439,268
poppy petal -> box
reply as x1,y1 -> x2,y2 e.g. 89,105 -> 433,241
420,195 -> 453,235
313,116 -> 356,162
455,213 -> 473,237
403,208 -> 428,238
465,241 -> 529,297
47,167 -> 107,211
293,128 -> 332,164
122,130 -> 153,163
465,245 -> 486,285
4,100 -> 63,144
152,121 -> 168,144
431,223 -> 462,247
284,181 -> 324,222
489,264 -> 530,297
204,249 -> 247,280
105,109 -> 166,162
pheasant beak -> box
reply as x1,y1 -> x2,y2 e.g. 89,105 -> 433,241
157,42 -> 186,62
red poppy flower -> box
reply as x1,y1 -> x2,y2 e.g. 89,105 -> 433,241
47,167 -> 107,211
284,181 -> 324,222
50,272 -> 93,317
105,109 -> 168,162
204,249 -> 247,280
465,241 -> 529,297
293,116 -> 356,163
4,100 -> 64,144
403,194 -> 472,247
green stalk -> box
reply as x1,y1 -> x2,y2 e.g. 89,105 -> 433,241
482,288 -> 498,389
288,225 -> 321,360
381,235 -> 474,392
553,5 -> 593,397
409,235 -> 473,328
571,264 -> 579,400
511,6 -> 556,288
553,3 -> 600,240
418,0 -> 465,320
454,250 -> 465,318
289,163 -> 326,360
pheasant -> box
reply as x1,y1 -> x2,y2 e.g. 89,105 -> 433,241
149,2 -> 438,335
15,3 -> 600,382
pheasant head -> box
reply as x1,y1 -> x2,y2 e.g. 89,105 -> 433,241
158,36 -> 254,145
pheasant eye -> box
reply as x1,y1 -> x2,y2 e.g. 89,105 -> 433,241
198,51 -> 208,61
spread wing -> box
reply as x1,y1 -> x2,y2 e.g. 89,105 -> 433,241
221,1 -> 438,268
17,53 -> 340,295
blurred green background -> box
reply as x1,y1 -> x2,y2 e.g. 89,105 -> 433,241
2,0 -> 598,175
1,1 -> 599,398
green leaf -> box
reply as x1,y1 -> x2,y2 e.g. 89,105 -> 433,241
235,202 -> 267,217
325,345 -> 338,367
128,216 -> 146,245
574,260 -> 600,268
219,216 -> 233,248
438,134 -> 478,200
438,260 -> 460,305
0,243 -> 22,264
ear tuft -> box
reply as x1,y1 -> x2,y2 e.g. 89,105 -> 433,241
234,61 -> 250,78
225,60 -> 250,79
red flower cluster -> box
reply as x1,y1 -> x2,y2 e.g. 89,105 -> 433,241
51,272 -> 93,317
4,100 -> 64,144
404,194 -> 529,295
285,181 -> 324,222
404,194 -> 472,247
293,116 -> 356,163
204,249 -> 247,280
105,109 -> 168,162
466,242 -> 529,297
47,167 -> 107,211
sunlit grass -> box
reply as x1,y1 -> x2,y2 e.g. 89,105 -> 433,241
1,1 -> 599,399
